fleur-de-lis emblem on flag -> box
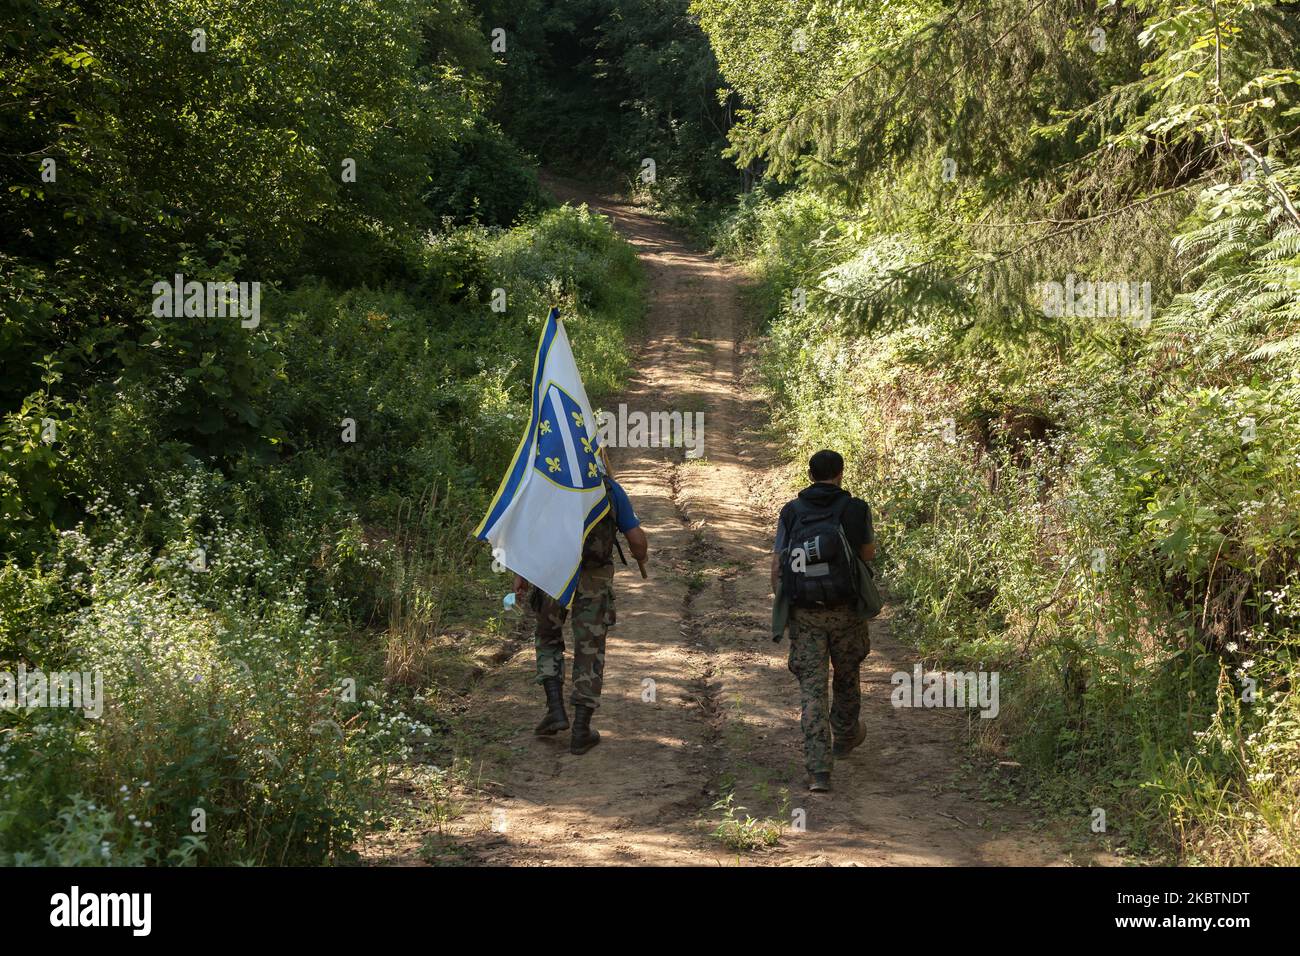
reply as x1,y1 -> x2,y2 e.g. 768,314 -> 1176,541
531,381 -> 602,491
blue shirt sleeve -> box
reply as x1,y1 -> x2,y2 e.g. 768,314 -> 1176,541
606,478 -> 640,532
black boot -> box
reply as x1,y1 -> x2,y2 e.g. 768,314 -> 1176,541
570,703 -> 601,755
534,677 -> 569,736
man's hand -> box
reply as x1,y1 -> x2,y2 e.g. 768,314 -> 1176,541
625,526 -> 648,564
512,574 -> 530,605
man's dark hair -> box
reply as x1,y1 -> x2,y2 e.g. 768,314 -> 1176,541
808,449 -> 844,482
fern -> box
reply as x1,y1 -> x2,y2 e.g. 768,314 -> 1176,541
1157,163 -> 1300,373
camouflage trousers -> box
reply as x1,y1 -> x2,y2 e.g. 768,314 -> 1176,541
787,606 -> 870,774
531,565 -> 615,709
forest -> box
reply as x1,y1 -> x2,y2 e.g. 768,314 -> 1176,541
1,0 -> 1298,868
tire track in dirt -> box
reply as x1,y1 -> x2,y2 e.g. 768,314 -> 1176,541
364,174 -> 1113,866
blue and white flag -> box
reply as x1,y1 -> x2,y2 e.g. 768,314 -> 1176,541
475,308 -> 609,607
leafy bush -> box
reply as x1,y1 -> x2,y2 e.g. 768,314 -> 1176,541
0,470 -> 430,865
1,186 -> 643,865
705,0 -> 1300,863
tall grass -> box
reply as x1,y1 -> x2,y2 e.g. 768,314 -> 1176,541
726,185 -> 1300,863
0,203 -> 644,864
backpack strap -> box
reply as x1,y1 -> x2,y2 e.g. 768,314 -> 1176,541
832,495 -> 862,602
600,475 -> 629,567
828,493 -> 852,526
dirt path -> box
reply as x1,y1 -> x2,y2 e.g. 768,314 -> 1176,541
367,175 -> 1107,866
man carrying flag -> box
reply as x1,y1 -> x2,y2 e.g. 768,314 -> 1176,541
475,308 -> 649,755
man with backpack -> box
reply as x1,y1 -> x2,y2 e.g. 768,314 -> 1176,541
513,475 -> 648,755
772,450 -> 877,792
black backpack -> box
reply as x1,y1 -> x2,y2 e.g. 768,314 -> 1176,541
780,495 -> 858,608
